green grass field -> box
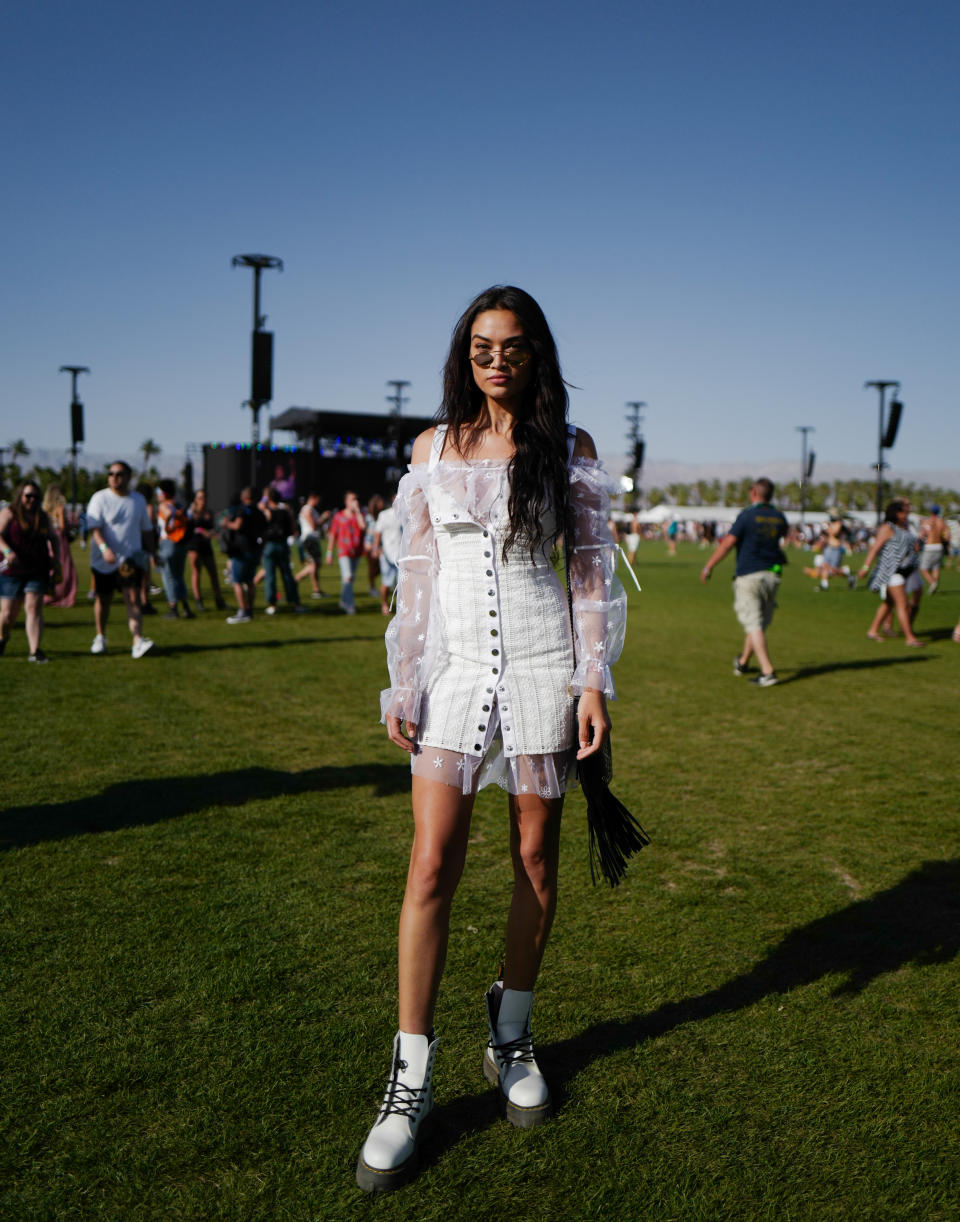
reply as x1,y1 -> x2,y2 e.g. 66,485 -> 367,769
2,545 -> 958,1220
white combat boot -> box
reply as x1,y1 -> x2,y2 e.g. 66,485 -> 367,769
483,981 -> 552,1127
356,1030 -> 438,1193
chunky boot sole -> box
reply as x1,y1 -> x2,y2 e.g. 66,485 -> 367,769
355,1110 -> 433,1193
483,1047 -> 553,1128
355,1147 -> 418,1194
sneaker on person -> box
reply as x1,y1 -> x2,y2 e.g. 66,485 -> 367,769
929,579 -> 938,595
293,604 -> 308,615
310,591 -> 327,600
226,611 -> 252,624
733,657 -> 748,676
820,578 -> 829,590
847,574 -> 857,589
131,636 -> 154,659
195,599 -> 206,612
749,671 -> 779,687
265,604 -> 277,616
28,649 -> 50,664
91,634 -> 107,655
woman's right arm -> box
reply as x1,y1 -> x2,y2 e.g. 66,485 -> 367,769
382,433 -> 437,751
860,525 -> 891,574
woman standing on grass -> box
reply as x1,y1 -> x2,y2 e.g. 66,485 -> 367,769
356,286 -> 626,1192
42,483 -> 78,608
859,499 -> 925,647
0,479 -> 57,662
186,489 -> 226,611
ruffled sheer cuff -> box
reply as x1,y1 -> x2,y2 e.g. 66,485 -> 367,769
380,686 -> 423,725
569,661 -> 617,700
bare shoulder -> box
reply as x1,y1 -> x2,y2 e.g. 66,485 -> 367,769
411,427 -> 436,464
571,427 -> 598,460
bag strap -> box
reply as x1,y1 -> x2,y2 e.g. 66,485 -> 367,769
428,424 -> 448,471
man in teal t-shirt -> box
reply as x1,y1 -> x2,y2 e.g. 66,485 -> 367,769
699,478 -> 788,687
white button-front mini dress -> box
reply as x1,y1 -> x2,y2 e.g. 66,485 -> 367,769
381,426 -> 626,797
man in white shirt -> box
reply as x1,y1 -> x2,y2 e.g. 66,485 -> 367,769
86,461 -> 155,658
372,491 -> 402,616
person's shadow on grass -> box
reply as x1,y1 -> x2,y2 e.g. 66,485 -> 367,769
783,654 -> 933,682
420,858 -> 960,1167
0,763 -> 411,849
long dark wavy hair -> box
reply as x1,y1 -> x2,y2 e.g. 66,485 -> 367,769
440,285 -> 571,561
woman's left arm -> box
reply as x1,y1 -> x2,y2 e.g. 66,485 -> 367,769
568,431 -> 626,758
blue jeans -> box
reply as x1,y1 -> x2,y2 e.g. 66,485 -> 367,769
158,538 -> 188,604
263,540 -> 299,606
338,554 -> 359,610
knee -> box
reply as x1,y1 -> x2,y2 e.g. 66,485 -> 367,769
514,836 -> 558,894
406,845 -> 462,908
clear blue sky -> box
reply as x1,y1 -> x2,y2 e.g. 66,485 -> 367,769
3,0 -> 957,478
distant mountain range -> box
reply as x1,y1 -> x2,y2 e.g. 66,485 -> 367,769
16,447 -> 960,494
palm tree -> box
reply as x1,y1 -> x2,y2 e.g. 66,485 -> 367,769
140,438 -> 162,473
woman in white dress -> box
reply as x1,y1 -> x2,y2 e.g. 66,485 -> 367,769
357,287 -> 626,1192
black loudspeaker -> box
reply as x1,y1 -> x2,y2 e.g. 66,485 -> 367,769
71,401 -> 84,444
806,451 -> 816,479
633,441 -> 645,468
252,331 -> 273,403
882,400 -> 902,449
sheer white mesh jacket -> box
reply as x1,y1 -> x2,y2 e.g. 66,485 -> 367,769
380,426 -> 626,797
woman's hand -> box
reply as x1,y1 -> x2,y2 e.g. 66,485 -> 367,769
576,688 -> 611,760
386,714 -> 418,753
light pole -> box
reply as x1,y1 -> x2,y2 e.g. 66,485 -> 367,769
795,426 -> 815,525
386,380 -> 410,416
59,365 -> 90,507
232,254 -> 283,483
625,401 -> 646,509
864,380 -> 899,526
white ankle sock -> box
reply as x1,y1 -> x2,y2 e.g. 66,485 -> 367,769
496,988 -> 533,1043
396,1031 -> 430,1087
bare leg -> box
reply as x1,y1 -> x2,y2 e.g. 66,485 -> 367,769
503,793 -> 563,991
867,599 -> 889,639
738,635 -> 754,667
23,590 -> 43,654
189,552 -> 202,601
397,776 -> 475,1034
122,586 -> 144,641
0,595 -> 21,645
889,585 -> 922,644
746,627 -> 774,675
94,592 -> 111,636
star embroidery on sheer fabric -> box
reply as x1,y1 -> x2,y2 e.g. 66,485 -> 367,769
414,611 -> 423,623
592,553 -> 603,567
456,758 -> 465,772
432,756 -> 444,769
417,633 -> 425,642
520,783 -> 529,793
593,641 -> 606,654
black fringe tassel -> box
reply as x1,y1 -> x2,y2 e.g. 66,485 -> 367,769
578,749 -> 650,888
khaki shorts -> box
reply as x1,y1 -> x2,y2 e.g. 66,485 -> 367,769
733,571 -> 781,634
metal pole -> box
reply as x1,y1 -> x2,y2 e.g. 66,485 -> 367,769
386,380 -> 410,417
59,365 -> 90,509
233,254 -> 283,484
795,426 -> 814,525
864,380 -> 898,526
625,401 -> 646,510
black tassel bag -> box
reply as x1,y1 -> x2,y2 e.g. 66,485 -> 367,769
566,549 -> 650,887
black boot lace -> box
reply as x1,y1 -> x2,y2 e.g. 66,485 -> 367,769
490,1029 -> 535,1067
378,1057 -> 428,1122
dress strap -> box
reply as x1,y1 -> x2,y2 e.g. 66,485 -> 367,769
429,424 -> 448,471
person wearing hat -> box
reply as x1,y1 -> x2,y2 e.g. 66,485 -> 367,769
919,504 -> 949,595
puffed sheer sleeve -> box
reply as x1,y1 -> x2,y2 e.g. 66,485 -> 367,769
380,466 -> 438,724
568,460 -> 627,699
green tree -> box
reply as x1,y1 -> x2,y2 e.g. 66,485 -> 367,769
140,438 -> 162,475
